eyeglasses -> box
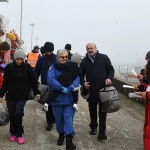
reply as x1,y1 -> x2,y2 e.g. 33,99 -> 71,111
16,58 -> 24,61
59,56 -> 68,59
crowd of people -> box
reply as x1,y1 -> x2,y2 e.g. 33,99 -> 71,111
0,41 -> 150,150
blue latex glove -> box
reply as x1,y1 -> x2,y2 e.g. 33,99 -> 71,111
0,64 -> 6,69
61,87 -> 71,94
67,85 -> 74,93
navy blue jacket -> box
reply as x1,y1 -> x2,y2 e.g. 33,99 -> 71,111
34,54 -> 56,85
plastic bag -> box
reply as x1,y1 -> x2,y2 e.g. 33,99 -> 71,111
0,103 -> 9,126
99,86 -> 120,113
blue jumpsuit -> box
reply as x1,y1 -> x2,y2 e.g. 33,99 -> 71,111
47,64 -> 80,136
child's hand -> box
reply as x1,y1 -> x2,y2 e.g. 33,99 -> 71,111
73,104 -> 79,111
36,94 -> 40,101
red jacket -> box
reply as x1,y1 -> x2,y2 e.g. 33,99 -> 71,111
144,92 -> 150,150
0,55 -> 5,88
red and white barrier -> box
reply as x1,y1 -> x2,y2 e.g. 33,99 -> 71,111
125,75 -> 137,78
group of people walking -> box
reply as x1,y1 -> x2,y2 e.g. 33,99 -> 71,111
0,41 -> 114,150
2,41 -> 150,150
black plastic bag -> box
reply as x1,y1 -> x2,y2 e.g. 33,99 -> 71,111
0,103 -> 9,126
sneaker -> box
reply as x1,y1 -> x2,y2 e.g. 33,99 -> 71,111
17,137 -> 25,145
9,135 -> 17,142
46,123 -> 53,131
90,129 -> 97,135
97,133 -> 107,141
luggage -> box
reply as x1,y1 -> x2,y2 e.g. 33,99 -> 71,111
30,83 -> 50,105
99,86 -> 120,113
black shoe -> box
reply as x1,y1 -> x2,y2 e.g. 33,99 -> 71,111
97,133 -> 107,141
57,133 -> 64,146
90,129 -> 97,135
46,124 -> 53,131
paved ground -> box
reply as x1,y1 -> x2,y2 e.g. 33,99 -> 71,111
0,92 -> 144,150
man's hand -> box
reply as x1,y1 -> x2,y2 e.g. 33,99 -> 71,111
140,92 -> 147,100
105,79 -> 112,85
84,82 -> 91,89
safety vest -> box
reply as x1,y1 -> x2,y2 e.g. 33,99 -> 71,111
27,52 -> 39,68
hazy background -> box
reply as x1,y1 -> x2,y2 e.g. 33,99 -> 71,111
0,0 -> 150,67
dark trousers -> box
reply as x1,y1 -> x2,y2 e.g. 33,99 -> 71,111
46,104 -> 55,125
7,100 -> 26,137
88,102 -> 107,134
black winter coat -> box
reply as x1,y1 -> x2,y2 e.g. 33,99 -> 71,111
0,61 -> 40,101
80,52 -> 114,103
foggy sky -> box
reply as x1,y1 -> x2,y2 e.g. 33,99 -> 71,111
0,0 -> 150,66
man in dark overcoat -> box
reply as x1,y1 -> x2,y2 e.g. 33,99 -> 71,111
80,42 -> 114,140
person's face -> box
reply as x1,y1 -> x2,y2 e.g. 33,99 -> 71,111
86,43 -> 97,56
15,58 -> 24,65
57,53 -> 68,64
45,51 -> 53,56
0,49 -> 7,55
145,57 -> 150,62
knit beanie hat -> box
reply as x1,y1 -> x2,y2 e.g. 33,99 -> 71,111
146,51 -> 150,59
40,46 -> 45,54
65,44 -> 71,50
44,42 -> 54,52
34,45 -> 39,50
14,49 -> 25,59
71,53 -> 82,64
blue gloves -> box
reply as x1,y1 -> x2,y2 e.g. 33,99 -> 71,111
0,64 -> 6,69
61,87 -> 71,94
67,85 -> 74,93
